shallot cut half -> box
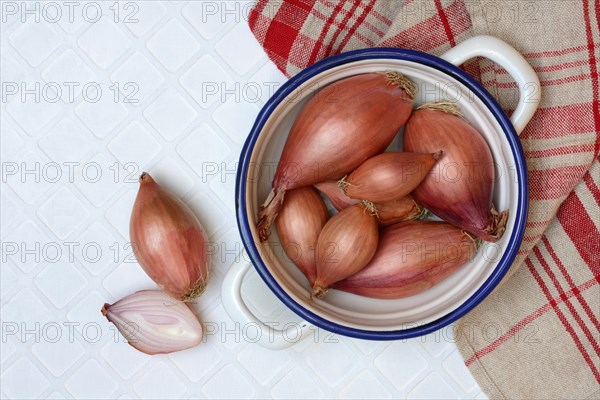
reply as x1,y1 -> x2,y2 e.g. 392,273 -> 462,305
275,186 -> 328,285
404,102 -> 508,242
334,221 -> 480,299
258,71 -> 416,241
102,290 -> 203,355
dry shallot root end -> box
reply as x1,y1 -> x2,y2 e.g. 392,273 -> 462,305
409,199 -> 428,221
485,206 -> 509,242
101,303 -> 110,317
433,150 -> 444,160
417,101 -> 465,120
361,200 -> 379,217
337,175 -> 349,195
337,175 -> 361,195
181,277 -> 209,302
139,172 -> 151,182
462,230 -> 483,257
384,71 -> 417,100
257,189 -> 286,242
415,206 -> 430,220
311,286 -> 329,299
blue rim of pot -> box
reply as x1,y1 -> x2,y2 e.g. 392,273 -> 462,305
235,48 -> 528,340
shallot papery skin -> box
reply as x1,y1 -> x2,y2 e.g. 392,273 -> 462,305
340,151 -> 441,203
275,187 -> 328,285
130,173 -> 210,301
334,221 -> 479,299
314,204 -> 379,298
376,196 -> 424,226
314,181 -> 360,210
315,181 -> 423,226
258,71 -> 415,241
102,290 -> 203,355
404,104 -> 508,242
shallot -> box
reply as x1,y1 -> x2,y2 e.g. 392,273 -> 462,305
339,151 -> 441,203
275,186 -> 328,285
314,181 -> 360,210
258,71 -> 416,241
130,173 -> 210,301
102,290 -> 203,355
376,196 -> 425,227
334,221 -> 479,299
404,102 -> 508,242
314,204 -> 379,298
315,181 -> 424,226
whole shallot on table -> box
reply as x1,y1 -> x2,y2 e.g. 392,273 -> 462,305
130,173 -> 211,301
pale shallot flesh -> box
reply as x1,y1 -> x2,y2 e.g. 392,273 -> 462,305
102,290 -> 203,355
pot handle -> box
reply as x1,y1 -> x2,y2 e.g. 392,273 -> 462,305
440,35 -> 540,135
221,251 -> 312,350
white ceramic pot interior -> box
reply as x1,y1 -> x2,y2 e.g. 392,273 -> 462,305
245,59 -> 520,331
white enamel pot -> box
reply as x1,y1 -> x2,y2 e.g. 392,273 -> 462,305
223,36 -> 539,349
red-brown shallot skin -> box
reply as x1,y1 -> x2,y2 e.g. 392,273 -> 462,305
258,72 -> 415,241
403,108 -> 507,242
275,187 -> 328,286
376,196 -> 424,227
313,204 -> 379,298
334,221 -> 478,299
341,151 -> 441,203
314,181 -> 360,210
130,173 -> 210,301
314,181 -> 423,227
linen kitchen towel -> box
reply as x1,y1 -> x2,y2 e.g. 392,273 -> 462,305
247,0 -> 600,399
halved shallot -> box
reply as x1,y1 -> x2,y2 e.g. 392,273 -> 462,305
313,204 -> 379,298
404,102 -> 508,242
102,290 -> 203,355
338,151 -> 441,203
258,71 -> 416,241
275,187 -> 328,285
334,221 -> 479,299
